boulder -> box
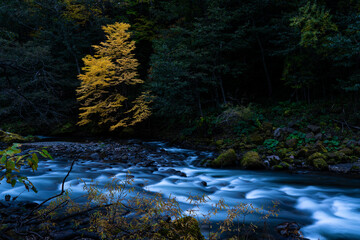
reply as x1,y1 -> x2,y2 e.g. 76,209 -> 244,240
307,152 -> 328,170
241,151 -> 265,169
315,142 -> 327,153
0,130 -> 25,143
339,148 -> 353,156
211,149 -> 237,168
276,222 -> 301,238
313,158 -> 328,170
307,124 -> 321,133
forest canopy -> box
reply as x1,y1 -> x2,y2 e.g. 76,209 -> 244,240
0,0 -> 359,133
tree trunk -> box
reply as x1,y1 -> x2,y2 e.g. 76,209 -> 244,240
256,34 -> 272,97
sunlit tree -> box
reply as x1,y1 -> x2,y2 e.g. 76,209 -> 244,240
77,22 -> 151,130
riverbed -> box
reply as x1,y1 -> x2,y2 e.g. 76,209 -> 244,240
1,140 -> 360,240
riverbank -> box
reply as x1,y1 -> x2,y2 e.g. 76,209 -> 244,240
148,102 -> 360,177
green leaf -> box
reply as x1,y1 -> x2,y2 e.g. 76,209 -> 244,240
31,186 -> 38,193
11,179 -> 16,187
0,154 -> 6,164
6,160 -> 15,171
42,149 -> 53,160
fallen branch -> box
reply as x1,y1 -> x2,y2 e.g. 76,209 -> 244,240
333,119 -> 360,131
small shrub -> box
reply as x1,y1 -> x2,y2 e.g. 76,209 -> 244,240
263,139 -> 279,152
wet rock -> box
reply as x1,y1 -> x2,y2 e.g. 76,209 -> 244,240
90,153 -> 100,160
329,163 -> 358,174
307,124 -> 321,133
274,127 -> 295,138
5,195 -> 11,201
200,181 -> 207,187
276,222 -> 302,238
160,169 -> 187,177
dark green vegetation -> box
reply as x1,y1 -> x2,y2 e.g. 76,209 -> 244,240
1,0 -> 360,172
0,0 -> 359,134
195,103 -> 360,173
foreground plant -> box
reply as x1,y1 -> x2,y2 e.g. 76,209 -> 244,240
0,143 -> 52,192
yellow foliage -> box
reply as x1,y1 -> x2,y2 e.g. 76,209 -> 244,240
77,22 -> 151,130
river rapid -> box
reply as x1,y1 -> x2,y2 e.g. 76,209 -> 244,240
1,141 -> 360,240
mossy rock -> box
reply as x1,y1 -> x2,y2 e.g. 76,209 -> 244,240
315,142 -> 327,153
248,133 -> 264,144
296,147 -> 309,158
277,148 -> 290,158
159,216 -> 205,240
272,164 -> 283,170
313,158 -> 328,170
339,148 -> 353,156
211,149 -> 237,168
241,151 -> 265,169
272,161 -> 290,171
215,139 -> 224,146
0,130 -> 25,143
280,161 -> 290,169
325,151 -> 349,163
308,152 -> 327,161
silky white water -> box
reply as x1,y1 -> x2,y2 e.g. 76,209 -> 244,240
1,141 -> 359,240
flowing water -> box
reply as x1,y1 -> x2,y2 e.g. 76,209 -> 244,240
1,141 -> 360,240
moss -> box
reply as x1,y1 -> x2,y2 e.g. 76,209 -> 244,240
215,139 -> 224,146
313,158 -> 328,170
296,147 -> 310,158
339,148 -> 353,156
325,151 -> 349,163
241,151 -> 265,169
277,148 -> 290,158
272,164 -> 283,170
211,148 -> 237,168
315,142 -> 327,153
0,130 -> 25,143
280,161 -> 290,169
308,152 -> 327,161
248,133 -> 264,144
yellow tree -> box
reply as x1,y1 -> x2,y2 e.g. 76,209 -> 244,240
77,22 -> 151,130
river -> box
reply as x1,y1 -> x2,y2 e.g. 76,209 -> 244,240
1,141 -> 360,240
